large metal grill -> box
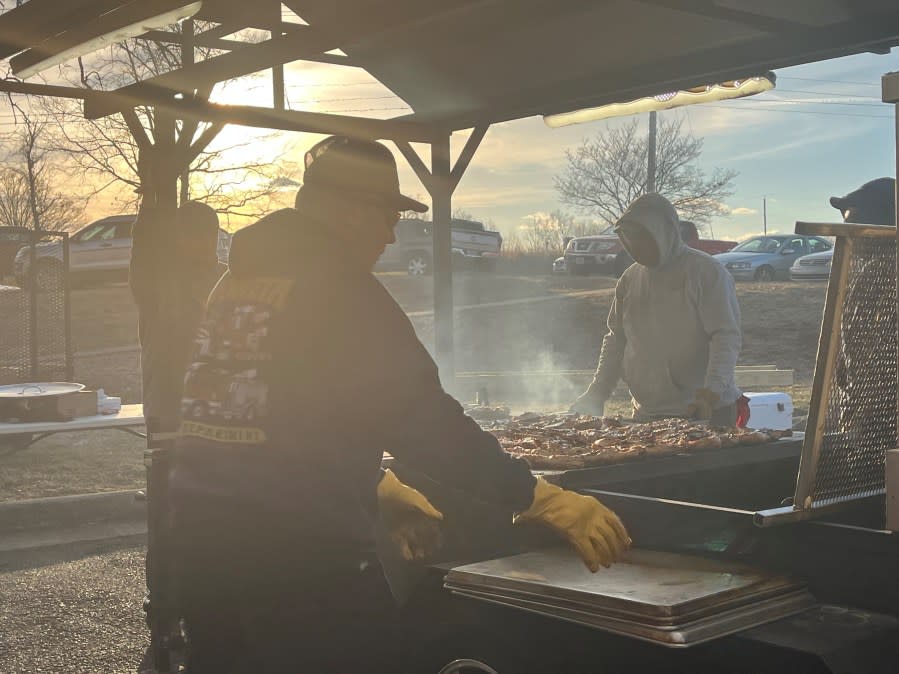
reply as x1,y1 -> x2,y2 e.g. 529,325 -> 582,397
791,223 -> 896,514
0,228 -> 72,385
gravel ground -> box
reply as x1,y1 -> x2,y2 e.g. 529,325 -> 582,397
0,547 -> 148,674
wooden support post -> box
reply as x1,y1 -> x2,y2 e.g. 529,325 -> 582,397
431,133 -> 454,382
179,19 -> 195,206
150,108 -> 179,218
395,125 -> 489,386
271,10 -> 285,110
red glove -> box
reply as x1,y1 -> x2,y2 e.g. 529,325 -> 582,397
736,395 -> 751,428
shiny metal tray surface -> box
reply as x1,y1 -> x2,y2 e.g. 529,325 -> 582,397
445,548 -> 805,619
449,587 -> 816,648
444,575 -> 803,627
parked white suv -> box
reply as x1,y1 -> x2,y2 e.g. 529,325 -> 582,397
15,214 -> 231,287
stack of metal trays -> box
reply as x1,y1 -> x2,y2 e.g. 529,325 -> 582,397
445,548 -> 815,647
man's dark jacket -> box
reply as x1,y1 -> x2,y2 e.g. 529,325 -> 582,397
172,209 -> 535,549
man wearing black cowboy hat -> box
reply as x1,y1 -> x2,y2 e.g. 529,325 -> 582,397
168,136 -> 630,672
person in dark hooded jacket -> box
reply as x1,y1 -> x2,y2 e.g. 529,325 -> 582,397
169,136 -> 630,673
572,193 -> 743,425
130,200 -> 225,436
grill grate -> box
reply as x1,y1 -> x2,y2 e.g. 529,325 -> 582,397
811,237 -> 896,505
0,230 -> 72,385
783,227 -> 898,519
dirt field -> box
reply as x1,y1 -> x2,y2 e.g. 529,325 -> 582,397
0,274 -> 826,501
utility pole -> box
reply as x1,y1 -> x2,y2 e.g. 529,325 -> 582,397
763,196 -> 767,235
647,111 -> 657,193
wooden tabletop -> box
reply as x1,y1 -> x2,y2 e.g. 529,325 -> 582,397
0,404 -> 144,435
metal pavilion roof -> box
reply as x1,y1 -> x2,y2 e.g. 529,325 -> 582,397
0,0 -> 898,138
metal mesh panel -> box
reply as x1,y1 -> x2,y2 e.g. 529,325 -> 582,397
0,229 -> 72,385
809,237 -> 896,507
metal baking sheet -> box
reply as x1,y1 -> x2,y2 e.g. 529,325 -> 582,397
445,548 -> 805,619
450,587 -> 816,648
444,575 -> 804,627
0,382 -> 84,398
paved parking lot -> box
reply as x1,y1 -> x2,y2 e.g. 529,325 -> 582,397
0,546 -> 147,674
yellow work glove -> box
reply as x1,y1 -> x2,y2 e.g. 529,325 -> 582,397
377,469 -> 444,562
514,477 -> 631,572
686,388 -> 720,421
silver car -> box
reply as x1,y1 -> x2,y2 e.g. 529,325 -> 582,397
790,249 -> 833,281
15,215 -> 231,287
714,235 -> 831,281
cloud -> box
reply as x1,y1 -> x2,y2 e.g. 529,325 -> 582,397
729,207 -> 758,216
722,124 -> 870,163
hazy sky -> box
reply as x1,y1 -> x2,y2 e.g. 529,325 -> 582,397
421,49 -> 898,241
78,40 -> 897,241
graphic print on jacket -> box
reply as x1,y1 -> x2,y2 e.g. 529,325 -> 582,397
180,275 -> 294,446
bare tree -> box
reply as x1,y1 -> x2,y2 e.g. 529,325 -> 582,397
509,210 -> 607,255
0,107 -> 83,231
35,22 -> 292,220
554,117 -> 737,231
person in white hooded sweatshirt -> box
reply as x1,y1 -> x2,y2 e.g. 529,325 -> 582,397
572,193 -> 743,425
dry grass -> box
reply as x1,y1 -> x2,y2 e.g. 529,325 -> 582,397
57,274 -> 589,354
69,282 -> 140,353
1,275 -> 826,501
0,429 -> 145,501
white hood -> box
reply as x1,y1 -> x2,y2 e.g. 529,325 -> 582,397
587,194 -> 742,418
614,193 -> 685,269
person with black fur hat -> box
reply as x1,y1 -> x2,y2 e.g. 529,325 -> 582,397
830,177 -> 895,226
830,177 -> 896,447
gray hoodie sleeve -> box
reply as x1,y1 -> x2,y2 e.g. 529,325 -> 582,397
697,266 -> 742,403
590,281 -> 627,400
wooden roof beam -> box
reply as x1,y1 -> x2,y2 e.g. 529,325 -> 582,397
187,16 -> 306,42
137,28 -> 356,66
83,28 -> 341,119
0,78 -> 95,100
0,76 -> 436,142
139,29 -> 253,51
116,96 -> 439,143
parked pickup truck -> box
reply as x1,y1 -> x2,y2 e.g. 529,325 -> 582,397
378,218 -> 502,275
564,220 -> 736,277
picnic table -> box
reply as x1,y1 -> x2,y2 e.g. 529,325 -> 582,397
0,404 -> 145,454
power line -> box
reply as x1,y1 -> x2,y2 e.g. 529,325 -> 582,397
315,105 -> 410,113
702,104 -> 891,119
286,94 -> 400,103
734,97 -> 886,108
776,88 -> 881,99
284,80 -> 391,88
779,75 -> 881,88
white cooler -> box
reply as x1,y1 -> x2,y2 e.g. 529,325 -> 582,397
743,392 -> 792,430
